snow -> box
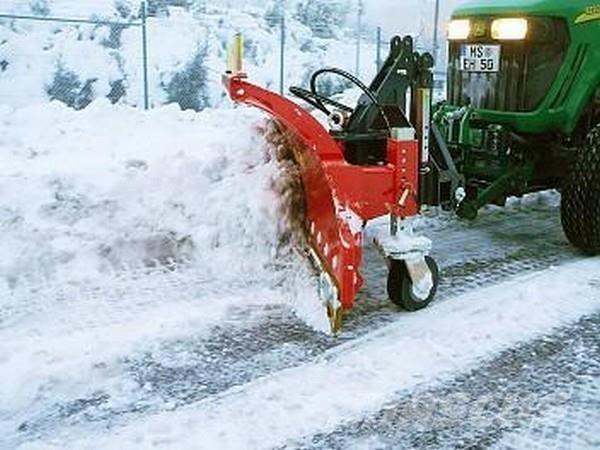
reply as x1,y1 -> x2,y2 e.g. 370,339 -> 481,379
0,101 -> 299,287
369,218 -> 432,258
10,256 -> 599,449
1,283 -> 279,414
1,3 -> 598,448
0,98 -> 598,450
0,99 -> 335,446
0,98 -> 333,334
288,265 -> 332,333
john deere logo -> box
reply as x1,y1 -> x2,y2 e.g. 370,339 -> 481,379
472,21 -> 487,37
575,4 -> 600,24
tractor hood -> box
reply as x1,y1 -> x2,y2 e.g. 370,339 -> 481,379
453,0 -> 593,22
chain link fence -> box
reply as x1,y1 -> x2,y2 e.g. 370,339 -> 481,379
0,1 -> 443,112
0,2 -> 151,109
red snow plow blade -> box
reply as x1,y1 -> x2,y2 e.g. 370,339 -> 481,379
223,34 -> 438,331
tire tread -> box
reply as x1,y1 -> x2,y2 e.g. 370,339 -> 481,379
561,124 -> 600,255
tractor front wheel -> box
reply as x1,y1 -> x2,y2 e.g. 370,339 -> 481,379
561,124 -> 600,255
387,256 -> 439,312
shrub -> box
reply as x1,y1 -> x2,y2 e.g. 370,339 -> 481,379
315,75 -> 351,97
30,0 -> 50,16
294,0 -> 348,39
146,0 -> 192,17
107,79 -> 126,104
265,2 -> 284,28
46,63 -> 97,110
165,46 -> 209,111
115,0 -> 133,19
101,23 -> 127,49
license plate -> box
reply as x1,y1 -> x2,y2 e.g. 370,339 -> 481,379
460,44 -> 501,73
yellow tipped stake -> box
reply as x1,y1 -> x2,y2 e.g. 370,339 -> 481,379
227,33 -> 245,75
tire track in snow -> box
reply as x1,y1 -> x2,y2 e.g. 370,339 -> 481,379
18,258 -> 600,449
293,313 -> 600,449
0,272 -> 301,445
1,202 -> 582,446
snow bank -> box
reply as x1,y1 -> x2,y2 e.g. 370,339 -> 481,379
0,100 -> 313,291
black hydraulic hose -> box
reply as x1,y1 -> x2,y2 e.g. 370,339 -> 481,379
309,67 -> 392,134
288,86 -> 354,115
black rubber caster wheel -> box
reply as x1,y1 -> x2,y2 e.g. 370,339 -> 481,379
387,256 -> 440,312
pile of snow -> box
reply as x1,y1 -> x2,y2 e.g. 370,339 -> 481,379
0,100 -> 314,293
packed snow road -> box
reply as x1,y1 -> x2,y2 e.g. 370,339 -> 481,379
0,103 -> 598,449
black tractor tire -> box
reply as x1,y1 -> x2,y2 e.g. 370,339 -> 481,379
387,256 -> 439,312
561,124 -> 600,255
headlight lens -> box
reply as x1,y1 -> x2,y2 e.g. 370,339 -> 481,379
448,19 -> 471,40
491,18 -> 528,40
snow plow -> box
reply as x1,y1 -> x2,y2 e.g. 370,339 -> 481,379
223,34 -> 440,332
224,0 -> 600,332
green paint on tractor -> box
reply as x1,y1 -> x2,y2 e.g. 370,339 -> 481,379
445,0 -> 600,135
432,0 -> 600,236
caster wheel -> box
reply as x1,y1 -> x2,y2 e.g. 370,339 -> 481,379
387,256 -> 439,312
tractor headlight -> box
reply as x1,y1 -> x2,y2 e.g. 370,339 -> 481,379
448,19 -> 471,40
491,18 -> 528,40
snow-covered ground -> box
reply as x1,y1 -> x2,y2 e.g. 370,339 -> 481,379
0,101 -> 599,449
0,99 -> 327,444
21,259 -> 598,450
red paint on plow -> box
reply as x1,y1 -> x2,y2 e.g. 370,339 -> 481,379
223,74 -> 420,312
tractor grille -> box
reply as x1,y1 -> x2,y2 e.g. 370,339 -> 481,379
447,18 -> 569,112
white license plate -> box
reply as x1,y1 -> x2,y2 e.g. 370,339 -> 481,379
460,44 -> 501,73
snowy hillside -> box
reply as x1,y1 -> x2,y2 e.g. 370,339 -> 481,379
0,0 -> 376,110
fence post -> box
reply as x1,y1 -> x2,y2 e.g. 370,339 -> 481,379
432,0 -> 441,64
376,26 -> 382,71
355,0 -> 363,77
279,15 -> 285,95
141,1 -> 149,110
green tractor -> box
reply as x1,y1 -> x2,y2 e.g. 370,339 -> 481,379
431,0 -> 600,254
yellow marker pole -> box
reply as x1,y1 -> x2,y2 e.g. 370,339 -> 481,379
227,33 -> 244,75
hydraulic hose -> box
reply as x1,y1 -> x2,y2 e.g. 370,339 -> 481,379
309,67 -> 392,134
